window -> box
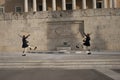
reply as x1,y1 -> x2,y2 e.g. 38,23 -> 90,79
97,1 -> 102,8
15,7 -> 22,12
0,7 -> 4,13
66,3 -> 72,10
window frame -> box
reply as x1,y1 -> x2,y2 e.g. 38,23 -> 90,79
0,7 -> 5,13
38,4 -> 42,11
66,2 -> 72,10
96,1 -> 103,9
15,6 -> 22,12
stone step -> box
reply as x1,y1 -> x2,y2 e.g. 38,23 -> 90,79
1,55 -> 120,61
0,52 -> 120,68
1,58 -> 120,62
0,59 -> 120,69
0,63 -> 120,69
1,61 -> 120,65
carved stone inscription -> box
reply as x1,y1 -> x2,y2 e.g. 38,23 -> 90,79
47,21 -> 84,50
47,21 -> 84,39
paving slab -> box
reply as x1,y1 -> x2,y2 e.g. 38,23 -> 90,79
96,68 -> 120,80
0,68 -> 113,80
112,69 -> 120,74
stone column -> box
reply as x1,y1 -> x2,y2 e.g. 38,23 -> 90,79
33,0 -> 37,12
24,0 -> 28,12
62,0 -> 66,10
93,0 -> 96,9
52,0 -> 56,11
72,0 -> 76,10
42,0 -> 47,11
82,0 -> 86,9
109,0 -> 113,8
113,0 -> 117,8
103,0 -> 107,8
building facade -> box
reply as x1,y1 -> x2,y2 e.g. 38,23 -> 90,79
0,0 -> 120,52
0,0 -> 120,13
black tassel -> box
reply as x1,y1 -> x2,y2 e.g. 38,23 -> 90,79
76,45 -> 79,48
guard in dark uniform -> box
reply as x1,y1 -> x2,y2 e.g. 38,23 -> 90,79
83,33 -> 91,55
19,34 -> 37,56
76,33 -> 91,55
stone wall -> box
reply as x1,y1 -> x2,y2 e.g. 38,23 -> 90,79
0,9 -> 120,52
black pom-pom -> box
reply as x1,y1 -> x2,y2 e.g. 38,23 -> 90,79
76,45 -> 79,48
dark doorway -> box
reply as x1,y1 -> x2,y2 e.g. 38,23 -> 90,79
38,5 -> 42,11
97,2 -> 102,8
66,3 -> 72,10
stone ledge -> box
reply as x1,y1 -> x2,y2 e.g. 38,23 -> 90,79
57,47 -> 71,51
0,9 -> 120,20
